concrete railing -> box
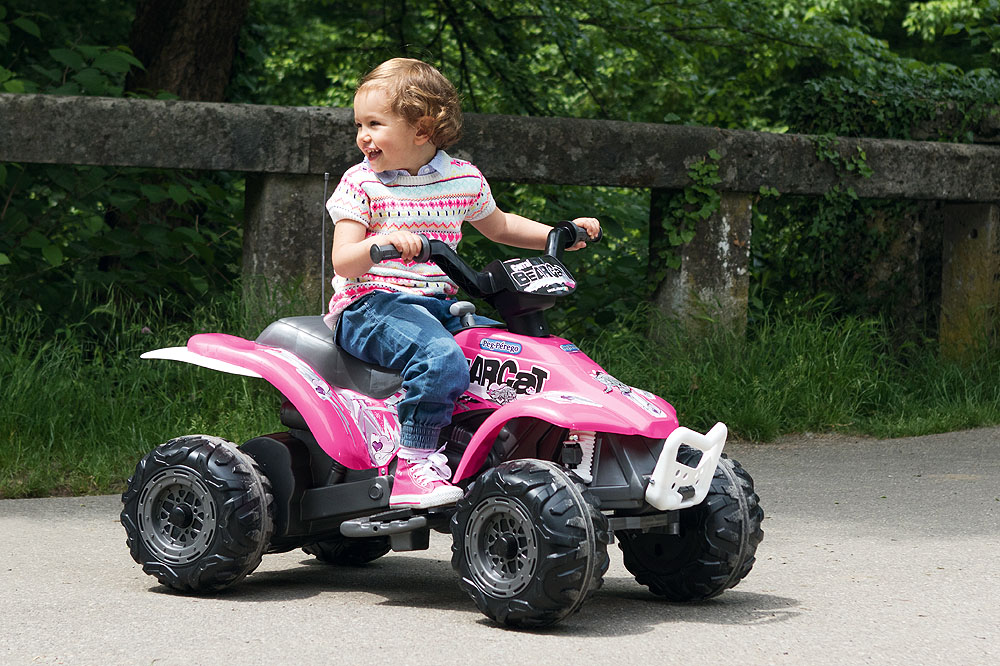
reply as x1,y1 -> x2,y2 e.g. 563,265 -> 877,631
3,93 -> 998,353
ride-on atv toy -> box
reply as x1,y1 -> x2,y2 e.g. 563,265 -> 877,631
121,221 -> 763,628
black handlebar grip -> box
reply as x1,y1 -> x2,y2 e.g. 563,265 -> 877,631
556,220 -> 602,246
370,243 -> 401,263
369,234 -> 432,264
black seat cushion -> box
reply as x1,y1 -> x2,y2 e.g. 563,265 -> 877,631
255,316 -> 403,399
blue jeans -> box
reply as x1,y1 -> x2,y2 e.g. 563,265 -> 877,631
337,292 -> 492,450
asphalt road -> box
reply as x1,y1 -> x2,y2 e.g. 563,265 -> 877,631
2,426 -> 998,666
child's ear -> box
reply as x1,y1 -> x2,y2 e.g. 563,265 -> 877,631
414,116 -> 434,145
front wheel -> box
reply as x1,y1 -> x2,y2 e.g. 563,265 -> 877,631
451,459 -> 610,628
120,435 -> 274,592
618,454 -> 763,601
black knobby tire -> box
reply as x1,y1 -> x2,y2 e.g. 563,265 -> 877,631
303,536 -> 391,566
120,435 -> 274,593
618,453 -> 764,601
451,459 -> 611,628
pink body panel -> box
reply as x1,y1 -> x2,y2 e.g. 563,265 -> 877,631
184,326 -> 679,477
187,334 -> 387,469
450,328 -> 679,480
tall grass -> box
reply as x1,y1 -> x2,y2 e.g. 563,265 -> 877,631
1,290 -> 998,498
587,306 -> 1000,442
0,282 -> 311,498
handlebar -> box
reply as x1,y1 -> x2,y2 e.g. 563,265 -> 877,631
545,220 -> 603,256
369,220 -> 600,266
366,221 -> 600,300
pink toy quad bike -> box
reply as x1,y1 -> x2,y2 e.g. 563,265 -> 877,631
121,221 -> 763,628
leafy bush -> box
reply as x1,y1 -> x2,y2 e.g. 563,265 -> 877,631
0,8 -> 246,334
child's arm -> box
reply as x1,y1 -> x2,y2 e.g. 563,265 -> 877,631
470,209 -> 600,250
331,219 -> 426,278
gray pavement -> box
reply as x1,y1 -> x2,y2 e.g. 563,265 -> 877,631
2,426 -> 998,665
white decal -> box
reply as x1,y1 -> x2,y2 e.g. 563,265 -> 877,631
591,371 -> 666,417
262,348 -> 337,404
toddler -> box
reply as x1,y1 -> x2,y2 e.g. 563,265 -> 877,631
325,58 -> 600,509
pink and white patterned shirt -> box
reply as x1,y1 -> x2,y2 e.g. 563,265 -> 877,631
323,150 -> 497,327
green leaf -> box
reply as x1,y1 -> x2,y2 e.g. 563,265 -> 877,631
48,82 -> 80,95
12,17 -> 41,39
93,50 -> 137,74
77,45 -> 101,60
72,68 -> 108,94
0,252 -> 10,266
190,275 -> 209,294
108,193 -> 139,212
167,183 -> 191,205
3,79 -> 26,93
42,244 -> 64,267
30,64 -> 62,83
50,48 -> 86,71
22,230 -> 49,249
140,184 -> 169,204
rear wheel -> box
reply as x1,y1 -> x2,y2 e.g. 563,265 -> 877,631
451,459 -> 610,628
618,454 -> 763,601
120,435 -> 273,592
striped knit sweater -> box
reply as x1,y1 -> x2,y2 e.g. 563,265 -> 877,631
323,151 -> 497,326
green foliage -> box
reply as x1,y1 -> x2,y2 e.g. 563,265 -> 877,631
589,304 -> 1000,442
904,0 -> 1000,68
0,8 -> 245,333
0,161 -> 245,335
749,135 -> 931,326
657,151 -> 723,268
232,0 -> 904,129
1,4 -> 140,95
456,182 -> 651,340
783,59 -> 1000,141
0,287 -> 297,498
646,151 -> 724,298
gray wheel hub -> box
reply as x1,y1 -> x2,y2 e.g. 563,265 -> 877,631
137,467 -> 218,565
464,496 -> 538,598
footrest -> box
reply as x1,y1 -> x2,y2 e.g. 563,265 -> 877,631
339,508 -> 451,538
340,510 -> 427,538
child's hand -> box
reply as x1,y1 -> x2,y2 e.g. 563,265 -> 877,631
381,230 -> 425,261
568,217 -> 601,251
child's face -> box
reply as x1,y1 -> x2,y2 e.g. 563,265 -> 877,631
353,86 -> 434,175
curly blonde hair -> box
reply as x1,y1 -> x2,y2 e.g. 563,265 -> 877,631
357,58 -> 463,150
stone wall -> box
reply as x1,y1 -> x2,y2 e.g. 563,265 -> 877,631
2,93 -> 998,351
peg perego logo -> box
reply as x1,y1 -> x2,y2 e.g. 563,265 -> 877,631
469,355 -> 549,398
479,338 -> 522,355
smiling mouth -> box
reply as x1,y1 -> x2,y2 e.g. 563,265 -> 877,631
364,148 -> 382,161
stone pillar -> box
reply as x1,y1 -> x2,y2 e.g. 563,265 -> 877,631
243,173 -> 332,317
939,203 -> 1000,358
649,190 -> 753,334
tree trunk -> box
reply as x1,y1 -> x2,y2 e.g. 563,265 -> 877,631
126,0 -> 250,102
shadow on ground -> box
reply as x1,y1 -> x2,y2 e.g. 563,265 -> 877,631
149,553 -> 799,636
